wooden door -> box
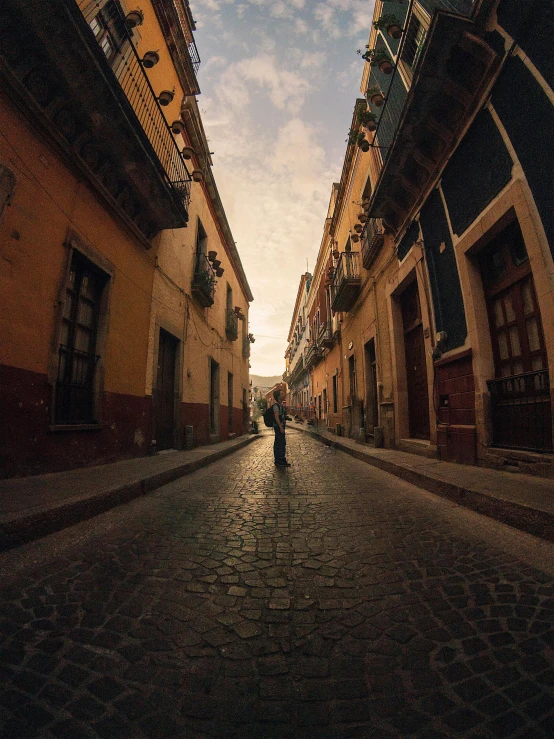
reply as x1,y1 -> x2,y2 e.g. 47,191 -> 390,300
401,281 -> 430,439
155,329 -> 177,450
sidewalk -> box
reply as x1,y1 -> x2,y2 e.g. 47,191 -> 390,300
290,423 -> 554,542
0,434 -> 261,551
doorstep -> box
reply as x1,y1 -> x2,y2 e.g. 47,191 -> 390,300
396,438 -> 438,459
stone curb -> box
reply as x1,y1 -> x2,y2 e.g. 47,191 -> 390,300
293,426 -> 554,543
0,434 -> 261,552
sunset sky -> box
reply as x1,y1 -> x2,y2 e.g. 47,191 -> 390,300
189,0 -> 375,375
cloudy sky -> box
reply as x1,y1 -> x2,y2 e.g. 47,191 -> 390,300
189,0 -> 376,375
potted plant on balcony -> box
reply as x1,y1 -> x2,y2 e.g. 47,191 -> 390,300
208,250 -> 217,261
354,223 -> 363,233
142,51 -> 160,68
125,9 -> 144,27
216,267 -> 224,277
157,89 -> 175,106
372,49 -> 394,74
367,86 -> 385,107
171,120 -> 185,135
351,233 -> 360,243
373,14 -> 403,39
194,270 -> 216,290
358,109 -> 377,132
182,146 -> 195,160
192,169 -> 204,182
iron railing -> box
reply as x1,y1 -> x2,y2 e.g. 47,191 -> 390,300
331,251 -> 361,311
243,335 -> 251,358
361,218 -> 385,270
487,369 -> 552,452
305,342 -> 323,369
171,0 -> 201,75
191,254 -> 215,306
76,0 -> 191,207
226,309 -> 239,340
318,322 -> 333,346
55,345 -> 99,424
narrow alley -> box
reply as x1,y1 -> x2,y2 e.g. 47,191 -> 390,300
1,431 -> 553,738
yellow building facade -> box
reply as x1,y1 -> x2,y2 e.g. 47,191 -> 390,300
0,0 -> 252,476
286,0 -> 554,476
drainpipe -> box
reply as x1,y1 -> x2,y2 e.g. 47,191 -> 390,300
372,278 -> 383,428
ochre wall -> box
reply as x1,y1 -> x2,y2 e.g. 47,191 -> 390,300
0,95 -> 155,475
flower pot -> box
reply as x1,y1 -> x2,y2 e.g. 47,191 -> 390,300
125,10 -> 144,27
358,139 -> 370,153
354,224 -> 363,233
142,51 -> 159,68
378,59 -> 393,74
208,250 -> 217,261
369,92 -> 385,107
386,23 -> 403,39
171,120 -> 185,135
332,249 -> 340,259
216,268 -> 224,277
192,169 -> 203,182
158,90 -> 174,106
212,260 -> 221,269
182,146 -> 195,160
364,120 -> 377,132
351,234 -> 360,243
358,213 -> 368,223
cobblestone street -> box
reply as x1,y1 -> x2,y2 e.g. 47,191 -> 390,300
1,430 -> 554,738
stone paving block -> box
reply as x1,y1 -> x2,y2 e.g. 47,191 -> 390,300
1,432 -> 554,738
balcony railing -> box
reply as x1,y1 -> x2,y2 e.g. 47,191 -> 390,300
77,0 -> 191,208
305,342 -> 323,370
243,335 -> 251,358
226,309 -> 239,341
487,370 -> 552,452
191,254 -> 215,307
361,218 -> 385,270
318,322 -> 334,348
331,252 -> 361,312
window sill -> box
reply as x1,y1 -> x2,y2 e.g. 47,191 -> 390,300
49,423 -> 103,432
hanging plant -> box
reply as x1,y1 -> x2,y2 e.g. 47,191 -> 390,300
351,233 -> 360,243
367,86 -> 385,107
373,14 -> 403,39
182,146 -> 195,160
354,223 -> 363,233
357,109 -> 377,132
372,49 -> 394,74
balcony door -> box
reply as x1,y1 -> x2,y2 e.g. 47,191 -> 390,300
155,329 -> 178,451
480,221 -> 551,451
401,280 -> 430,439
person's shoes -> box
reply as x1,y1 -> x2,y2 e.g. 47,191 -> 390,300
275,461 -> 291,467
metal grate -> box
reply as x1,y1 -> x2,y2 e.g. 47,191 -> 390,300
487,370 -> 552,452
56,345 -> 99,424
76,0 -> 191,206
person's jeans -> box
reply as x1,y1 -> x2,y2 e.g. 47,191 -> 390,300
274,427 -> 286,464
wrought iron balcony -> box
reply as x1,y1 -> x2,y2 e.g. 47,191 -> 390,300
318,322 -> 334,348
226,309 -> 239,341
305,342 -> 324,370
243,335 -> 251,358
191,255 -> 215,307
0,0 -> 191,242
368,4 -> 501,234
331,252 -> 361,312
361,219 -> 385,270
487,370 -> 552,452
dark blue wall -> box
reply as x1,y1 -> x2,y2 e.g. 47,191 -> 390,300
492,55 -> 554,258
420,190 -> 467,352
441,110 -> 513,236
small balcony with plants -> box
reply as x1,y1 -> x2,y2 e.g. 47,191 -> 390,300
331,252 -> 362,312
226,309 -> 239,341
191,255 -> 216,307
305,341 -> 324,370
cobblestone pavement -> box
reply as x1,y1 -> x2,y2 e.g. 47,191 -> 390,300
1,431 -> 554,738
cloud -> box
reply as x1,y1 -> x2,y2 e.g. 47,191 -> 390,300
214,54 -> 313,115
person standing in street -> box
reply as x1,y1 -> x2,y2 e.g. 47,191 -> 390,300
272,389 -> 290,467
